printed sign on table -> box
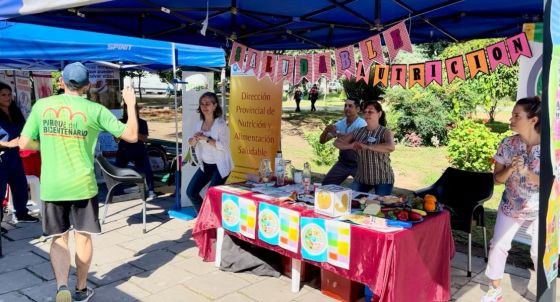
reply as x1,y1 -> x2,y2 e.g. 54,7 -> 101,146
300,217 -> 328,262
279,208 -> 300,253
239,197 -> 257,239
326,220 -> 351,269
221,194 -> 241,233
258,202 -> 280,245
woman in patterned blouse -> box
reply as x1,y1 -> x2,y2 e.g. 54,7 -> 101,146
334,100 -> 395,195
482,96 -> 541,302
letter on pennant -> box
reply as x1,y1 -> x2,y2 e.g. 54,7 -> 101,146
373,64 -> 389,87
335,46 -> 356,79
258,53 -> 277,80
486,41 -> 512,71
445,56 -> 466,83
408,64 -> 425,88
244,48 -> 262,74
356,61 -> 371,84
466,49 -> 490,78
359,35 -> 385,67
295,54 -> 313,84
390,65 -> 407,88
275,56 -> 295,84
506,33 -> 533,64
228,42 -> 247,69
424,61 -> 443,86
312,52 -> 332,83
382,22 -> 413,62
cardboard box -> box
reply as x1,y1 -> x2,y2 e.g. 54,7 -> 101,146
314,184 -> 352,217
320,269 -> 364,302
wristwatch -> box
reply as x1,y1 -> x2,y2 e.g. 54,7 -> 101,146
206,137 -> 212,143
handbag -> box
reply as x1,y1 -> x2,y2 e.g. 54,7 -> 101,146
183,145 -> 199,167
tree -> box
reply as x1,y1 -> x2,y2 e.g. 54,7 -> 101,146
122,70 -> 147,100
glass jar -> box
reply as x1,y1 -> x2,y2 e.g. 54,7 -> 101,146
284,160 -> 294,184
259,159 -> 272,183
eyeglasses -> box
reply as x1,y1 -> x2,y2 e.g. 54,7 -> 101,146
363,110 -> 378,114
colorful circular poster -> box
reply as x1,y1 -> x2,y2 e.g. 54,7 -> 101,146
301,223 -> 327,256
258,209 -> 279,238
221,198 -> 240,227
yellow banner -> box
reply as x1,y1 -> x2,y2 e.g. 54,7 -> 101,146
228,75 -> 282,183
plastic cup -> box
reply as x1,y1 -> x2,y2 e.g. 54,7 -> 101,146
294,171 -> 303,184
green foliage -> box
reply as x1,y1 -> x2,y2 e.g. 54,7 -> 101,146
51,71 -> 62,94
385,87 -> 452,146
447,119 -> 511,172
341,75 -> 384,103
305,131 -> 338,166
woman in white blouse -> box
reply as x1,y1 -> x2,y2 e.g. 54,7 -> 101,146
186,92 -> 234,211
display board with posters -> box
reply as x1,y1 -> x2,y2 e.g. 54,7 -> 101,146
85,63 -> 120,109
15,71 -> 32,118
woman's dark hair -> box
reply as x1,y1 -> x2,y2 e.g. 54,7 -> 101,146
0,82 -> 25,125
346,98 -> 361,108
362,100 -> 387,127
515,96 -> 541,134
198,91 -> 223,120
121,104 -> 139,123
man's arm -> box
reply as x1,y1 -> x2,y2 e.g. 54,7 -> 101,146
119,86 -> 138,143
319,124 -> 337,144
18,135 -> 40,150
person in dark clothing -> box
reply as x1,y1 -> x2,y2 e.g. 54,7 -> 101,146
0,82 -> 38,223
294,86 -> 302,112
115,105 -> 156,201
309,84 -> 319,111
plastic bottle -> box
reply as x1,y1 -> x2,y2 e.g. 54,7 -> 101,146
275,151 -> 285,186
284,160 -> 294,184
302,162 -> 311,194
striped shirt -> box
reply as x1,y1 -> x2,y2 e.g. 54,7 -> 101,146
352,126 -> 394,185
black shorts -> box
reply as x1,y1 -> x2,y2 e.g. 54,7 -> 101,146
43,196 -> 101,237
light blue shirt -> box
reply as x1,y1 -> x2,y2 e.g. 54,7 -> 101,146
334,117 -> 366,134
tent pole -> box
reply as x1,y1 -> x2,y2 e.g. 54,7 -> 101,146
172,43 -> 181,211
220,68 -> 226,118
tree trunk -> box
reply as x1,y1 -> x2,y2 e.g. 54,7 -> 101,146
138,74 -> 143,101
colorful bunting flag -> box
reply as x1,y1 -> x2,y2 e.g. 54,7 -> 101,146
506,32 -> 533,64
408,64 -> 425,88
359,35 -> 384,67
295,54 -> 313,84
486,41 -> 512,71
425,61 -> 443,86
258,53 -> 277,80
466,49 -> 490,78
445,56 -> 466,83
390,65 -> 407,88
335,46 -> 356,79
373,64 -> 389,87
244,48 -> 262,74
356,60 -> 371,84
275,55 -> 295,84
312,52 -> 332,83
383,22 -> 413,62
228,41 -> 247,68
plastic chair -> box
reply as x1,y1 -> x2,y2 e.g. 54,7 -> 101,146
415,167 -> 494,277
95,155 -> 148,233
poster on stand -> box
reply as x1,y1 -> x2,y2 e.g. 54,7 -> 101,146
15,71 -> 32,118
85,63 -> 120,109
32,72 -> 52,99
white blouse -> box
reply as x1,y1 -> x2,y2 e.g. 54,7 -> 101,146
188,117 -> 234,178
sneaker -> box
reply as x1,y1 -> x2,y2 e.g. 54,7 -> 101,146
15,213 -> 39,223
74,287 -> 95,302
56,285 -> 72,302
481,285 -> 502,302
146,191 -> 157,201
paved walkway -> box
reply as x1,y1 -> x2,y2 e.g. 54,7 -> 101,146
0,196 -> 557,302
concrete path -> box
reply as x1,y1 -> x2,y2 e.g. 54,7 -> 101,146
0,196 -> 557,302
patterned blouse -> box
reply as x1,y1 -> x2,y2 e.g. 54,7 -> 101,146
352,126 -> 394,185
494,135 -> 540,220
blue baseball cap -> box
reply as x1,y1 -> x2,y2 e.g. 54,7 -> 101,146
63,62 -> 90,89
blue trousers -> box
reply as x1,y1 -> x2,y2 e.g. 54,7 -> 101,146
186,163 -> 228,212
351,181 -> 393,196
0,151 -> 30,219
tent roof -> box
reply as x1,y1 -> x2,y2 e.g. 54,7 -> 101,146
0,0 -> 544,50
0,21 -> 225,69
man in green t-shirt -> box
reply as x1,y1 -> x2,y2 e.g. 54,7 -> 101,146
19,62 -> 139,302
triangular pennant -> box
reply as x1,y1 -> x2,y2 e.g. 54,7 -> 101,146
373,64 -> 389,87
382,22 -> 413,62
356,61 -> 371,84
359,35 -> 384,66
244,48 -> 262,74
466,49 -> 490,78
445,56 -> 466,83
275,56 -> 295,84
294,54 -> 312,84
258,53 -> 277,80
408,64 -> 425,88
390,65 -> 407,88
424,61 -> 443,86
228,42 -> 247,69
312,52 -> 332,83
506,32 -> 533,64
486,41 -> 512,71
335,46 -> 356,79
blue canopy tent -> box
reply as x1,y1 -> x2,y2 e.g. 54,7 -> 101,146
0,21 -> 226,219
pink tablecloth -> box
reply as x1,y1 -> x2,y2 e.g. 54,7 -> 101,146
193,187 -> 455,302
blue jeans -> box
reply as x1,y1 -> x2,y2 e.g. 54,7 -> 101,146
351,181 -> 393,196
0,150 -> 30,219
186,163 -> 229,211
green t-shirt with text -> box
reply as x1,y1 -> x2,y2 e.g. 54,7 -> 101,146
21,95 -> 126,201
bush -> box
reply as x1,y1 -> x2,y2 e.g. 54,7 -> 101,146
305,131 -> 338,166
403,132 -> 423,147
447,119 -> 510,172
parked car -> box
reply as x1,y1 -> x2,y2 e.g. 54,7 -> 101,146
327,81 -> 342,93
